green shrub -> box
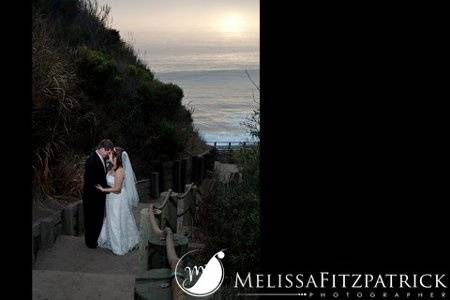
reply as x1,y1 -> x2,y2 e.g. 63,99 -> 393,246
126,64 -> 139,77
60,0 -> 78,17
200,108 -> 260,282
104,28 -> 121,45
201,151 -> 260,282
78,47 -> 117,79
77,46 -> 119,101
155,120 -> 187,159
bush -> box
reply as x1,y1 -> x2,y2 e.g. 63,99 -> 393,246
156,120 -> 187,159
200,108 -> 260,282
77,47 -> 118,99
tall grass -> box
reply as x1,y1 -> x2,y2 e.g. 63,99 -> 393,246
32,11 -> 82,203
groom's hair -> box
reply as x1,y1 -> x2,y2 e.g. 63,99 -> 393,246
96,139 -> 114,150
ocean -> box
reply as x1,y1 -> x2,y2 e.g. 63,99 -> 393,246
157,69 -> 259,142
135,31 -> 259,142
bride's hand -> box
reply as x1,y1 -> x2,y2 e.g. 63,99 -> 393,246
160,227 -> 170,241
163,227 -> 173,238
95,184 -> 104,192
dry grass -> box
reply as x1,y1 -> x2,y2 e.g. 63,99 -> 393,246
33,150 -> 86,206
32,11 -> 82,204
32,13 -> 78,112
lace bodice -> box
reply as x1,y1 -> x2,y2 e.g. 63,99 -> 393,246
106,172 -> 115,186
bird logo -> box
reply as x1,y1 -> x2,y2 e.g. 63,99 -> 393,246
175,249 -> 226,297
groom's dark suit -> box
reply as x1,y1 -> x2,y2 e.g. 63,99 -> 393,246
82,151 -> 109,248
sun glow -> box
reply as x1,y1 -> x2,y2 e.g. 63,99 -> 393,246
219,14 -> 245,34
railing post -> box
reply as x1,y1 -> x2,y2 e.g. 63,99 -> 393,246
32,235 -> 35,265
199,155 -> 205,183
191,155 -> 200,185
203,152 -> 213,176
159,162 -> 173,192
163,194 -> 178,233
158,163 -> 165,193
138,208 -> 151,273
192,185 -> 198,224
172,160 -> 181,193
62,207 -> 74,236
209,150 -> 216,171
203,152 -> 209,175
40,218 -> 54,250
150,172 -> 160,199
180,158 -> 187,192
182,185 -> 194,227
77,202 -> 84,235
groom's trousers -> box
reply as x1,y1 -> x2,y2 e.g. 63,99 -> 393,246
82,194 -> 106,248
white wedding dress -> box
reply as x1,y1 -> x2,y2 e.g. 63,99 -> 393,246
97,171 -> 140,255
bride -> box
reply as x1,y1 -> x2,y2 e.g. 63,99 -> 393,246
96,147 -> 140,255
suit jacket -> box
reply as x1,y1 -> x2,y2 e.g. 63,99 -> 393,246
82,151 -> 109,200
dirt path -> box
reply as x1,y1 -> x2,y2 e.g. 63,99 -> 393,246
214,161 -> 239,183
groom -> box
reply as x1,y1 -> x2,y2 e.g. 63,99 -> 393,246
82,139 -> 114,248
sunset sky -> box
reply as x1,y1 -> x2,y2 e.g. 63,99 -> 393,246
98,0 -> 259,36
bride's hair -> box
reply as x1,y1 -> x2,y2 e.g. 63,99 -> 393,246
113,147 -> 124,170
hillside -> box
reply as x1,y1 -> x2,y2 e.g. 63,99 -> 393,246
32,0 -> 205,202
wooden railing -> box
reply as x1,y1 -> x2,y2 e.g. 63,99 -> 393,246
32,200 -> 84,265
134,148 -> 218,299
147,149 -> 216,200
206,141 -> 257,151
136,182 -> 202,299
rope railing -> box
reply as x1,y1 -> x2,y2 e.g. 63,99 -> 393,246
139,192 -> 194,299
177,204 -> 192,218
177,185 -> 197,218
153,189 -> 172,211
147,152 -> 211,197
164,228 -> 186,300
137,205 -> 188,300
148,183 -> 199,233
136,147 -> 218,298
148,203 -> 163,237
207,141 -> 257,151
175,183 -> 194,199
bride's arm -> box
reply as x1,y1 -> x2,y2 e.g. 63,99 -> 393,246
96,168 -> 124,194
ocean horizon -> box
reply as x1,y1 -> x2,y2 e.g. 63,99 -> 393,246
134,28 -> 259,142
157,68 -> 259,142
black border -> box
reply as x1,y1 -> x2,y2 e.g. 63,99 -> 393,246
260,1 -> 449,275
2,0 -> 32,298
10,0 -> 450,298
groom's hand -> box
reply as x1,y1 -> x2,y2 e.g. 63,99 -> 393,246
103,184 -> 112,194
95,184 -> 104,192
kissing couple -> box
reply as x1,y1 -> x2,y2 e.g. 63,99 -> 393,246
82,139 -> 140,255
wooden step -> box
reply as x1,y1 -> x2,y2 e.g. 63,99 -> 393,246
33,270 -> 135,300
